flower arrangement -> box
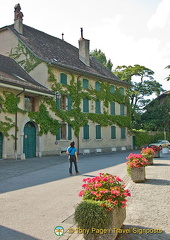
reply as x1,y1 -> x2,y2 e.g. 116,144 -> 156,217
78,173 -> 131,211
126,153 -> 148,169
150,145 -> 161,152
141,147 -> 155,156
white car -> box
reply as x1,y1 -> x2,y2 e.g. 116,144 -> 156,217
149,140 -> 170,149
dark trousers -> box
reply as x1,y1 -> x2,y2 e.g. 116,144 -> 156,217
69,155 -> 78,174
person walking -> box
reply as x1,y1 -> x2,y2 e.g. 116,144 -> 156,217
66,141 -> 79,175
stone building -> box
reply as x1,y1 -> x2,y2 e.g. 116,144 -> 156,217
0,4 -> 132,159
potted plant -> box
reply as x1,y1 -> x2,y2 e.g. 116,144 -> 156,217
74,173 -> 131,240
126,153 -> 148,183
141,147 -> 155,165
150,145 -> 161,158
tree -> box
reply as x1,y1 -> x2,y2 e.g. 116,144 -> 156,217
114,64 -> 165,129
90,49 -> 113,71
165,65 -> 170,81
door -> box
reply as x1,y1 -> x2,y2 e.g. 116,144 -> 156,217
0,133 -> 2,159
23,122 -> 36,158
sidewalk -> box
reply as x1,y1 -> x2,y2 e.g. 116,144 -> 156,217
58,154 -> 170,240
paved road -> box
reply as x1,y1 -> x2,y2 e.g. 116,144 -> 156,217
0,150 -> 170,240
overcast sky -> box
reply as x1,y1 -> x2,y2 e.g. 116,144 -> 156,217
1,0 -> 170,91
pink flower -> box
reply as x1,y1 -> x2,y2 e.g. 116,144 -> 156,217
78,190 -> 84,196
115,176 -> 122,182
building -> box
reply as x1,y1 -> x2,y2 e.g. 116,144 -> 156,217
0,4 -> 132,159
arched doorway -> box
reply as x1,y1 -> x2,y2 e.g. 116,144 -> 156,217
0,133 -> 3,159
23,122 -> 36,158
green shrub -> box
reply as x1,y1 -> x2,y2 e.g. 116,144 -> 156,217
74,200 -> 112,231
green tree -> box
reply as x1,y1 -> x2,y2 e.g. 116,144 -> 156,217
165,65 -> 170,81
90,49 -> 113,71
114,64 -> 165,129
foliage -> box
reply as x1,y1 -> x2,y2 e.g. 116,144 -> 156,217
150,145 -> 161,152
78,173 -> 130,211
114,64 -> 165,129
90,49 -> 113,71
141,147 -> 155,156
74,200 -> 112,231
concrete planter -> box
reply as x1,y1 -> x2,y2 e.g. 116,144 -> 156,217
154,151 -> 160,158
83,207 -> 126,240
130,167 -> 145,183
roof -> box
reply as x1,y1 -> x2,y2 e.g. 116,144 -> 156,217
5,24 -> 130,86
0,54 -> 54,96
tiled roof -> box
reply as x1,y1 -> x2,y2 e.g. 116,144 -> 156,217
0,54 -> 54,95
7,24 -> 129,86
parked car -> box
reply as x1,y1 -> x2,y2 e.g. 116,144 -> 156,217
149,140 -> 170,149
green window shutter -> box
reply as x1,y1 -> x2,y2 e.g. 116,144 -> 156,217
110,85 -> 115,93
96,125 -> 101,139
83,124 -> 89,139
120,104 -> 124,116
95,81 -> 101,91
95,100 -> 101,114
68,125 -> 72,140
110,102 -> 115,115
121,127 -> 126,139
56,97 -> 60,110
67,95 -> 72,110
56,127 -> 61,140
111,126 -> 116,139
119,87 -> 124,95
83,98 -> 89,112
60,73 -> 67,84
83,79 -> 89,89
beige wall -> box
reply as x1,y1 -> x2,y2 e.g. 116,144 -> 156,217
0,30 -> 18,56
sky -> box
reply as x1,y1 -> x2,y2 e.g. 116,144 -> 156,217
0,0 -> 170,92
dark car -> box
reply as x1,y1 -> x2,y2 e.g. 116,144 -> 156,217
149,140 -> 170,149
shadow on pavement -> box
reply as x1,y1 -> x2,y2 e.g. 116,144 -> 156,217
144,178 -> 170,185
0,225 -> 40,240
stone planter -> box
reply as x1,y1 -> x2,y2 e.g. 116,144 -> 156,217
142,154 -> 153,165
162,148 -> 169,154
130,167 -> 145,183
83,207 -> 126,240
154,151 -> 160,158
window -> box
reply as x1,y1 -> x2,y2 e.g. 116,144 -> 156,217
110,102 -> 115,115
96,125 -> 101,139
60,73 -> 67,84
56,95 -> 72,110
111,126 -> 116,139
95,81 -> 101,91
110,85 -> 115,94
56,124 -> 72,140
119,87 -> 124,95
83,124 -> 89,139
121,127 -> 126,139
60,95 -> 67,110
120,104 -> 125,116
83,78 -> 89,89
95,100 -> 101,114
67,95 -> 72,110
83,98 -> 89,112
24,96 -> 35,111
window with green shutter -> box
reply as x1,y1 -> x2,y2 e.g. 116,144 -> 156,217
56,127 -> 61,140
83,98 -> 89,112
119,87 -> 124,95
121,127 -> 126,139
83,124 -> 89,139
120,104 -> 125,116
68,125 -> 72,140
56,97 -> 60,110
95,81 -> 101,91
96,125 -> 101,139
83,79 -> 89,89
110,102 -> 115,115
60,73 -> 67,84
67,95 -> 72,110
110,85 -> 115,94
111,126 -> 116,139
95,100 -> 101,114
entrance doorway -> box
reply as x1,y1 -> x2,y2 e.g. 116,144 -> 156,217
23,122 -> 36,158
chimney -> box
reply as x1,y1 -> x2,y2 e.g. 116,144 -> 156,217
78,28 -> 90,66
14,3 -> 24,34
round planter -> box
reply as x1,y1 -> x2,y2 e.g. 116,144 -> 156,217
130,167 -> 145,183
83,207 -> 126,240
154,151 -> 160,158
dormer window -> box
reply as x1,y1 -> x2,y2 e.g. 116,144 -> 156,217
24,96 -> 35,111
